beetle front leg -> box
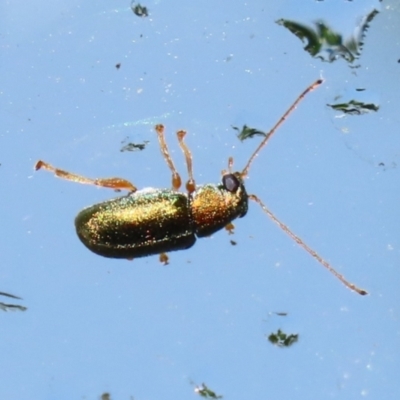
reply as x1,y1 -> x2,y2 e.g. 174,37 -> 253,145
34,160 -> 137,192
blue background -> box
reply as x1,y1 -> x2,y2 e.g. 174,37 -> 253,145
1,1 -> 399,399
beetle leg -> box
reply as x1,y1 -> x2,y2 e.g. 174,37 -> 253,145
177,130 -> 196,194
159,253 -> 169,265
248,194 -> 368,296
221,157 -> 234,178
34,160 -> 137,192
227,156 -> 234,173
155,124 -> 182,191
225,222 -> 235,235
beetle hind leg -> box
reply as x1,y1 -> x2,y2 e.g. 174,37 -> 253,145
34,160 -> 137,192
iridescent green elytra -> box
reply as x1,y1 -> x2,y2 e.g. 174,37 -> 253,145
35,80 -> 368,295
75,174 -> 248,259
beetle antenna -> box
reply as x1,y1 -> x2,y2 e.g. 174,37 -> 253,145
241,79 -> 323,178
248,194 -> 368,296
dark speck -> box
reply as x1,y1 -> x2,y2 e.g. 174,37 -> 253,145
131,3 -> 148,17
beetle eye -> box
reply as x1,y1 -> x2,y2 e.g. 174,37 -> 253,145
222,174 -> 240,193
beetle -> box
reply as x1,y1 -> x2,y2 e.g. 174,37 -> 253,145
35,79 -> 367,295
